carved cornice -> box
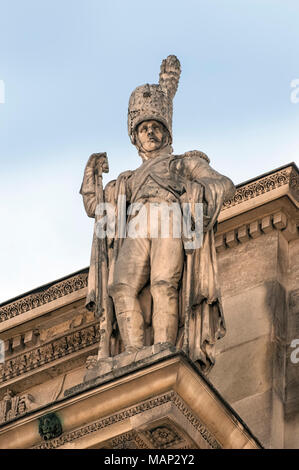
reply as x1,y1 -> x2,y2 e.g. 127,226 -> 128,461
222,165 -> 298,211
0,273 -> 88,324
33,391 -> 221,449
289,166 -> 299,201
215,209 -> 298,252
0,322 -> 100,384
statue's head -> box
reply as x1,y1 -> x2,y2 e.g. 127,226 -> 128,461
135,119 -> 170,154
127,55 -> 181,157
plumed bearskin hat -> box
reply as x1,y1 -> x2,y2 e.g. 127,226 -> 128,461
128,55 -> 181,144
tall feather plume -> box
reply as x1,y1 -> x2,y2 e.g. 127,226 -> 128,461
159,55 -> 181,100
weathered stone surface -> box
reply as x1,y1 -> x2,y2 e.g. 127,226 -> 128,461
216,283 -> 273,353
82,344 -> 176,387
289,288 -> 299,340
39,308 -> 89,343
209,336 -> 273,404
285,410 -> 299,449
232,390 -> 272,448
269,390 -> 285,449
289,239 -> 299,291
218,231 -> 278,297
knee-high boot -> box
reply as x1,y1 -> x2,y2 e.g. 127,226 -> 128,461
109,283 -> 145,353
152,310 -> 178,345
116,310 -> 145,352
151,283 -> 179,346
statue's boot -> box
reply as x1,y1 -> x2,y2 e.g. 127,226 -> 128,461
151,282 -> 179,346
116,310 -> 145,353
108,282 -> 145,353
152,309 -> 178,345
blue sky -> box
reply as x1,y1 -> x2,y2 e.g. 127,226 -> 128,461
0,0 -> 298,302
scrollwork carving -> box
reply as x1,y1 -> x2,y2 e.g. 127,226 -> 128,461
0,272 -> 88,323
222,167 -> 297,211
0,322 -> 99,384
145,426 -> 181,447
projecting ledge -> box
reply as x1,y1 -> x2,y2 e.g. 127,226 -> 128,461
0,348 -> 262,449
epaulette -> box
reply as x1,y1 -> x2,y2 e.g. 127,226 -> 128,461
182,150 -> 210,164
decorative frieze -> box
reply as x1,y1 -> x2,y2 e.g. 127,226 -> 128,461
0,323 -> 100,384
222,166 -> 298,211
0,272 -> 88,324
0,389 -> 35,424
170,393 -> 219,446
108,425 -> 184,449
108,431 -> 148,449
33,391 -> 220,449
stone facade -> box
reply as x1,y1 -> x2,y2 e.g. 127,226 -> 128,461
211,162 -> 299,448
0,162 -> 297,449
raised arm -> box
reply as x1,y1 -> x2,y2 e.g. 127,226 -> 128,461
80,161 -> 96,218
80,153 -> 110,218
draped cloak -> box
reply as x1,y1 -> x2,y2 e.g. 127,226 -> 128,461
81,152 -> 235,374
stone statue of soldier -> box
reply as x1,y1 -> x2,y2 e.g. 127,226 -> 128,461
81,55 -> 235,373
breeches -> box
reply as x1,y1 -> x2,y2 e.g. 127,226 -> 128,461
108,237 -> 184,345
109,237 -> 184,309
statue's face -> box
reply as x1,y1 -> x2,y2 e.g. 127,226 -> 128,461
136,120 -> 165,152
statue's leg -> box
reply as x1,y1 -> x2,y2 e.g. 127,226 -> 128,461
150,238 -> 184,345
108,238 -> 150,352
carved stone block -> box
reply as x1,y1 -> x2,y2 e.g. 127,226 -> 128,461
12,335 -> 23,353
273,212 -> 287,230
215,233 -> 226,252
24,330 -> 38,348
237,225 -> 250,243
261,215 -> 273,234
226,230 -> 238,248
38,413 -> 62,441
249,220 -> 262,238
